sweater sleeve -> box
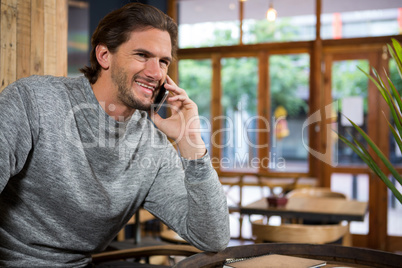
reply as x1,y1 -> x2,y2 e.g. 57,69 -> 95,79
143,146 -> 230,252
0,81 -> 38,193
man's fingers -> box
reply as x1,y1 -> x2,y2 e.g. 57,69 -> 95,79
168,95 -> 187,103
165,84 -> 187,98
164,77 -> 188,97
166,75 -> 177,86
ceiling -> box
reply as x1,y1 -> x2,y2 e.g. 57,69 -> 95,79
178,0 -> 402,24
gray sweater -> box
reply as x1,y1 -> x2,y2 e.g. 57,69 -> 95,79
0,75 -> 230,267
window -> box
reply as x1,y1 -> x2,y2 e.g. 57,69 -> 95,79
178,59 -> 212,152
178,0 -> 240,48
221,57 -> 258,171
269,53 -> 310,172
322,0 -> 401,39
331,59 -> 369,166
243,0 -> 316,43
331,173 -> 369,235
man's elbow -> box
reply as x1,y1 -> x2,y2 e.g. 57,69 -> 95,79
207,236 -> 230,252
195,227 -> 230,252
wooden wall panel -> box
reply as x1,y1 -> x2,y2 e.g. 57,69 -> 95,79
56,0 -> 67,76
1,0 -> 17,90
0,0 -> 67,92
30,0 -> 44,75
16,0 -> 31,79
44,0 -> 56,75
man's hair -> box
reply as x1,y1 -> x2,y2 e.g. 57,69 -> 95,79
80,2 -> 178,84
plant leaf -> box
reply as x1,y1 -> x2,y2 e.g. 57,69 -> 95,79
358,67 -> 389,104
391,38 -> 402,64
385,72 -> 402,120
372,68 -> 388,92
389,40 -> 402,80
345,117 -> 402,187
385,70 -> 402,108
384,113 -> 402,154
383,75 -> 402,135
338,133 -> 402,204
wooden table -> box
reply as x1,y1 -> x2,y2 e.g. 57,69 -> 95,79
175,243 -> 402,268
221,174 -> 318,239
237,197 -> 368,222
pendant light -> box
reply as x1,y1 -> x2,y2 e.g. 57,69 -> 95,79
266,2 -> 277,21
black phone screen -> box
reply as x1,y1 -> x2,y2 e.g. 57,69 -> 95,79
153,83 -> 169,112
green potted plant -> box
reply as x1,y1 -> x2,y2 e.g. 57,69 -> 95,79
338,38 -> 402,204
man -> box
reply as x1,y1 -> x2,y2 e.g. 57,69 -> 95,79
0,3 -> 230,267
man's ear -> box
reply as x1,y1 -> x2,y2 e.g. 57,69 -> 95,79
95,44 -> 111,70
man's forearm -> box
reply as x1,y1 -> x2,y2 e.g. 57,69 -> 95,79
182,155 -> 230,251
177,133 -> 207,160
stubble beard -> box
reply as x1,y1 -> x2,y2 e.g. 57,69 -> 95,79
112,66 -> 153,111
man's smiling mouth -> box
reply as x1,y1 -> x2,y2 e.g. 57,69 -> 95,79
135,81 -> 155,91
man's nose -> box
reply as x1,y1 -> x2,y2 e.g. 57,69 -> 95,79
144,59 -> 163,81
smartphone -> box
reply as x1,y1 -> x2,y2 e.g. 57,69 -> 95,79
153,83 -> 169,113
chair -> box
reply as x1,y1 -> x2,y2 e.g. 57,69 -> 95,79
293,176 -> 318,189
116,209 -> 156,242
251,187 -> 352,246
160,229 -> 189,245
108,210 -> 191,266
92,244 -> 201,267
251,219 -> 350,245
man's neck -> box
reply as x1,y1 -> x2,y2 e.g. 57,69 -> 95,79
91,77 -> 135,122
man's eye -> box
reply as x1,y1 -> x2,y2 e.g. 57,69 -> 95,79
160,60 -> 169,67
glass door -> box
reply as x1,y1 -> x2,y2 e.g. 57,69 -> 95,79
326,56 -> 370,235
323,49 -> 401,250
323,51 -> 376,247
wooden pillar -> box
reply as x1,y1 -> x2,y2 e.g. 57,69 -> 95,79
367,50 -> 389,251
311,0 -> 325,184
167,0 -> 178,82
211,53 -> 222,170
0,0 -> 68,92
239,0 -> 243,45
257,51 -> 269,172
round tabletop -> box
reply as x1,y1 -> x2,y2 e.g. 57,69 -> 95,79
174,243 -> 402,268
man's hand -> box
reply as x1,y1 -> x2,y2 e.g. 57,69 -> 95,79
150,76 -> 206,160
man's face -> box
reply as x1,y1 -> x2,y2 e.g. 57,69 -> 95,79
109,28 -> 172,111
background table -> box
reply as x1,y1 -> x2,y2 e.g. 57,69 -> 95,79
237,196 -> 368,223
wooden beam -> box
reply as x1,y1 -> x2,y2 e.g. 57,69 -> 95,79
309,0 -> 323,183
167,0 -> 177,23
367,51 -> 388,251
211,53 -> 222,170
315,0 -> 321,40
239,0 -> 243,45
257,51 -> 269,172
178,41 -> 313,59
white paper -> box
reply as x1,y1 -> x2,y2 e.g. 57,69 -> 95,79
341,96 -> 364,126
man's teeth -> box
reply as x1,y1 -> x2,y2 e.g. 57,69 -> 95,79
136,82 -> 154,90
